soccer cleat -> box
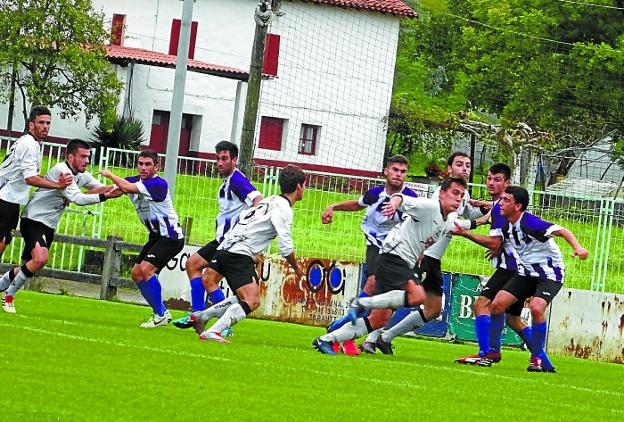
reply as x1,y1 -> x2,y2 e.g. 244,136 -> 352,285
486,352 -> 502,363
312,337 -> 337,355
475,357 -> 493,367
527,356 -> 544,372
455,352 -> 500,365
221,327 -> 234,337
2,295 -> 16,314
139,310 -> 171,328
359,341 -> 377,354
331,341 -> 341,354
199,331 -> 231,343
341,340 -> 361,356
375,336 -> 394,355
190,314 -> 206,335
172,313 -> 194,329
347,298 -> 364,324
455,354 -> 483,365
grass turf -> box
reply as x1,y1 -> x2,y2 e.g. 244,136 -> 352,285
1,291 -> 623,421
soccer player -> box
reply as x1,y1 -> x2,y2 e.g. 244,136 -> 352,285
313,177 -> 467,355
189,165 -> 306,343
0,106 -> 72,259
99,150 -> 185,328
360,152 -> 485,354
453,186 -> 588,372
321,154 -> 417,355
0,139 -> 119,312
172,141 -> 263,328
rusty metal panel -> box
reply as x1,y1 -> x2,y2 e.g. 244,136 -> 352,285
548,288 -> 624,363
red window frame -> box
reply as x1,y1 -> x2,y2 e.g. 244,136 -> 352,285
263,34 -> 280,77
258,116 -> 285,151
169,19 -> 198,59
299,124 -> 319,156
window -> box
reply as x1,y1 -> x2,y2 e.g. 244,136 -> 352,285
111,14 -> 126,46
299,124 -> 319,155
169,19 -> 198,59
263,34 -> 280,77
258,117 -> 285,151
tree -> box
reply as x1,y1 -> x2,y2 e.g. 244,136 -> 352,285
0,0 -> 122,131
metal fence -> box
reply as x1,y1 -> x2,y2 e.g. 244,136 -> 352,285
1,140 -> 623,294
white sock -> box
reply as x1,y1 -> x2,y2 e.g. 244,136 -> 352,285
364,328 -> 383,343
207,303 -> 247,334
381,308 -> 426,342
195,296 -> 239,322
358,290 -> 406,310
0,268 -> 16,292
5,270 -> 30,296
320,318 -> 369,343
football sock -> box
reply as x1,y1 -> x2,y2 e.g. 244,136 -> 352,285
488,313 -> 505,353
358,290 -> 407,310
208,303 -> 247,334
519,326 -> 535,354
327,291 -> 371,332
387,306 -> 414,328
137,275 -> 166,317
320,318 -> 371,343
531,321 -> 547,358
195,296 -> 239,322
4,265 -> 35,295
189,277 -> 206,312
207,287 -> 225,305
381,307 -> 427,342
0,267 -> 17,292
475,314 -> 491,357
364,327 -> 382,343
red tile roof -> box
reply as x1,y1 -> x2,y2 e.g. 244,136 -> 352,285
301,0 -> 417,18
105,45 -> 249,81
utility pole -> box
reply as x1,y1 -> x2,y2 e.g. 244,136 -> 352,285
238,0 -> 277,175
164,0 -> 194,197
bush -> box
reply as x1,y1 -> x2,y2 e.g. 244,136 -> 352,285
91,116 -> 145,164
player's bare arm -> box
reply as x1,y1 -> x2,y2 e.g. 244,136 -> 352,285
25,173 -> 73,190
553,227 -> 589,260
381,194 -> 403,217
321,200 -> 363,224
285,252 -> 304,278
451,221 -> 502,250
98,170 -> 140,193
252,195 -> 265,207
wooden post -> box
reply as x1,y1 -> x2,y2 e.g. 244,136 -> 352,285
101,236 -> 121,300
183,215 -> 193,238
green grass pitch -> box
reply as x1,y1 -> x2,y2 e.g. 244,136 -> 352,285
1,291 -> 622,421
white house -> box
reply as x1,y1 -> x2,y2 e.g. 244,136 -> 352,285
1,0 -> 416,177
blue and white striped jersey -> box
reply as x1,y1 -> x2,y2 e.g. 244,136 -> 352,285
125,175 -> 184,240
358,185 -> 418,247
488,200 -> 520,272
493,212 -> 564,282
215,169 -> 261,242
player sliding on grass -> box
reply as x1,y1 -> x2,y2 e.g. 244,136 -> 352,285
0,139 -> 119,312
452,186 -> 588,372
313,177 -> 467,355
322,154 -> 417,355
189,165 -> 306,343
99,150 -> 185,328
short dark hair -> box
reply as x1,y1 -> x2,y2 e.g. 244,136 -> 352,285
387,154 -> 409,168
447,151 -> 470,167
28,105 -> 52,123
504,186 -> 529,211
489,163 -> 511,180
138,149 -> 160,166
215,140 -> 238,159
66,139 -> 91,155
440,176 -> 467,191
279,164 -> 305,194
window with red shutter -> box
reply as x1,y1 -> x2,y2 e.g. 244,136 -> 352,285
169,19 -> 198,59
111,14 -> 126,46
258,117 -> 285,151
263,34 -> 280,77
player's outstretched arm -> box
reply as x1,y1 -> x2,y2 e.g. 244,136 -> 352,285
452,221 -> 502,250
553,227 -> 589,260
321,200 -> 362,224
98,170 -> 139,193
25,173 -> 73,190
284,252 -> 304,279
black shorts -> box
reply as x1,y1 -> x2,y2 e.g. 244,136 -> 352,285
418,255 -> 443,297
208,250 -> 256,292
20,218 -> 55,260
501,274 -> 539,306
533,278 -> 563,304
481,268 -> 524,316
374,253 -> 418,294
196,239 -> 220,262
135,235 -> 185,271
0,199 -> 20,245
365,244 -> 381,277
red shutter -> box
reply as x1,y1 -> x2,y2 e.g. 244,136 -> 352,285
263,34 -> 280,77
111,14 -> 126,46
258,117 -> 284,151
169,20 -> 198,58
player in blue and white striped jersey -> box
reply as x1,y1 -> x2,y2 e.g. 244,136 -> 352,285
321,155 -> 416,354
100,150 -> 185,328
173,141 -> 263,330
453,186 -> 588,372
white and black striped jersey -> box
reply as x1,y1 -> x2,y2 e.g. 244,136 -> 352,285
215,169 -> 262,242
22,162 -> 103,229
0,133 -> 41,205
218,195 -> 294,259
381,196 -> 463,268
424,186 -> 483,260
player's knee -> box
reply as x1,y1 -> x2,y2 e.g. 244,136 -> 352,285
30,247 -> 49,270
491,300 -> 507,315
131,266 -> 143,282
186,253 -> 204,276
530,302 -> 546,319
406,290 -> 426,307
362,276 -> 376,295
474,296 -> 490,314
